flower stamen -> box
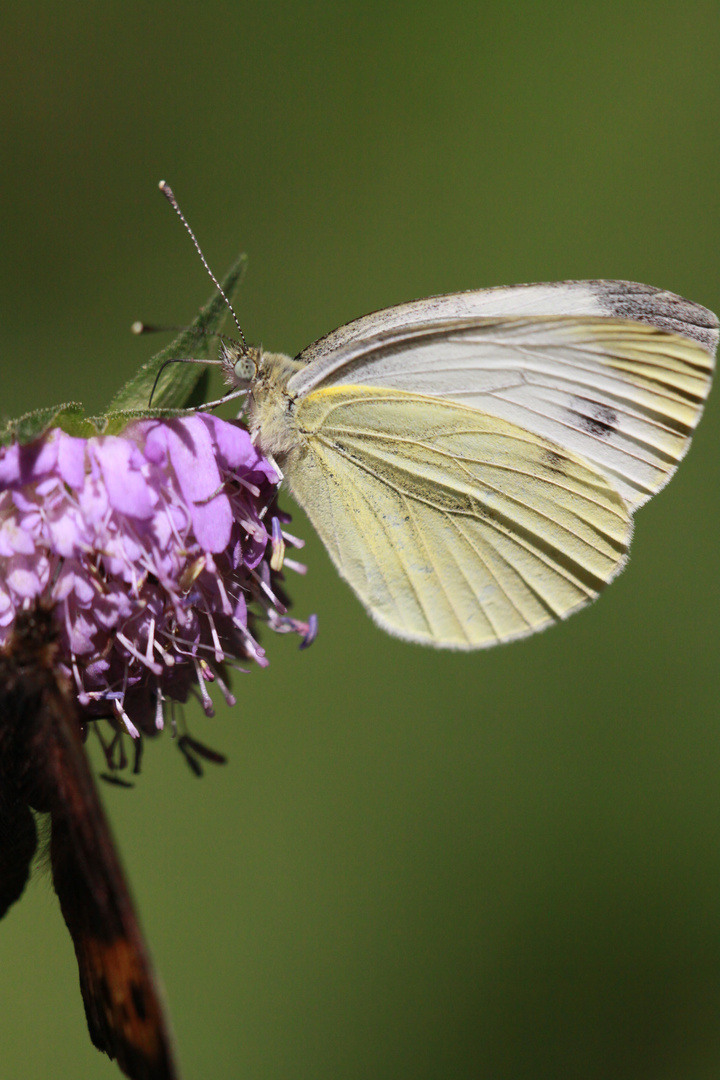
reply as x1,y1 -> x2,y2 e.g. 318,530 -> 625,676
116,630 -> 164,677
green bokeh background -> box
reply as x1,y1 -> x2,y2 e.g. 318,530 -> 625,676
2,3 -> 720,1078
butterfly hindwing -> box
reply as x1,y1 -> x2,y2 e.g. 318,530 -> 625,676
287,385 -> 632,649
0,791 -> 37,920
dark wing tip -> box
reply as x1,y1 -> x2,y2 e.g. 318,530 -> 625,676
590,280 -> 719,355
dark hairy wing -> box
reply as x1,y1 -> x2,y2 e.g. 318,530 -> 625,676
0,642 -> 40,919
0,786 -> 37,920
0,605 -> 179,1080
44,677 -> 179,1080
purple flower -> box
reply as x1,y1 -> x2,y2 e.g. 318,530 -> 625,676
0,415 -> 315,741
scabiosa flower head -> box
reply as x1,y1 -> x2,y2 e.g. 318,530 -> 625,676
0,414 -> 314,739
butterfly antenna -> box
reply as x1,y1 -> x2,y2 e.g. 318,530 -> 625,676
158,180 -> 249,354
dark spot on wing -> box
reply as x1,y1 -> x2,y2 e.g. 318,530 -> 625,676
571,399 -> 618,438
542,449 -> 567,473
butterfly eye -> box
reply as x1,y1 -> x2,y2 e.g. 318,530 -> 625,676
234,353 -> 258,383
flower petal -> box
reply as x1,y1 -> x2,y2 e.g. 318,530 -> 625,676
166,418 -> 232,552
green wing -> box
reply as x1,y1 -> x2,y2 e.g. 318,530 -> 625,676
286,386 -> 632,649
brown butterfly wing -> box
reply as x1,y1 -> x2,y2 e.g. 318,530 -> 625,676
0,784 -> 37,919
0,632 -> 42,920
0,609 -> 179,1080
47,706 -> 179,1080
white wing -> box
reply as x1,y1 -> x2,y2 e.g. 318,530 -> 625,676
288,281 -> 717,511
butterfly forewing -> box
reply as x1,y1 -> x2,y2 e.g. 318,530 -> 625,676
292,279 -> 718,385
289,307 -> 715,513
0,608 -> 179,1080
287,386 -> 632,649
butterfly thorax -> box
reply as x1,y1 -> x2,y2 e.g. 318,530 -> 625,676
248,349 -> 305,461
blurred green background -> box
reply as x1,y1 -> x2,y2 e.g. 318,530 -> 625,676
2,2 -> 720,1078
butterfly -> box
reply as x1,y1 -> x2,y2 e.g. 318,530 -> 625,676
0,604 -> 178,1080
160,184 -> 717,650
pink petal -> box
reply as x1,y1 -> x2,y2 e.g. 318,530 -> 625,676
93,438 -> 157,518
166,418 -> 232,553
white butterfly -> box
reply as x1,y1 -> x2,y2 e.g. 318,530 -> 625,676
231,280 -> 717,649
161,186 -> 718,650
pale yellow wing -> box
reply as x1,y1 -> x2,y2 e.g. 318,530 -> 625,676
285,386 -> 633,649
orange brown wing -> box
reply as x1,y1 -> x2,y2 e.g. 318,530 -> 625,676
0,607 -> 179,1080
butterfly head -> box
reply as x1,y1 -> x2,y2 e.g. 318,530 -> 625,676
220,339 -> 260,388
